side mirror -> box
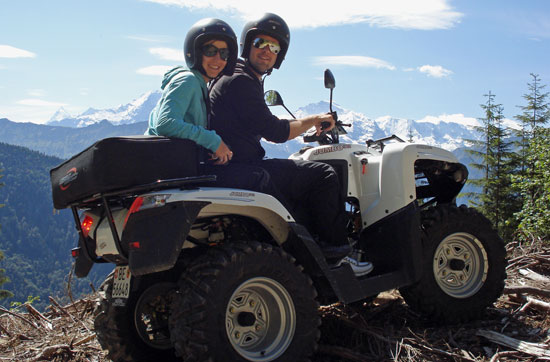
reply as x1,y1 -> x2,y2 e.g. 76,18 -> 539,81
264,90 -> 284,106
264,90 -> 295,119
324,69 -> 335,89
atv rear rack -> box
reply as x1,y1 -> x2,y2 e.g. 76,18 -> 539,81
70,175 -> 216,265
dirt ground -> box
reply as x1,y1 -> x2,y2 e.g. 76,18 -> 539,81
0,241 -> 548,362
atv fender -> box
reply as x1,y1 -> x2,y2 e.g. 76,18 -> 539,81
122,201 -> 208,276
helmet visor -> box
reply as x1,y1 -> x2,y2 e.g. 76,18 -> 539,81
252,37 -> 281,55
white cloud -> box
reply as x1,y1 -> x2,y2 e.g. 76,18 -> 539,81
80,88 -> 90,96
141,0 -> 462,30
28,89 -> 46,97
418,64 -> 453,78
137,65 -> 173,76
126,35 -> 172,43
314,56 -> 395,70
149,47 -> 184,61
17,99 -> 67,107
0,45 -> 36,58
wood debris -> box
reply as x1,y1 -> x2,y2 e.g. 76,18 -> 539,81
0,241 -> 547,361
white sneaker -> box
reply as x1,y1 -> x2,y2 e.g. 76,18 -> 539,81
337,256 -> 373,276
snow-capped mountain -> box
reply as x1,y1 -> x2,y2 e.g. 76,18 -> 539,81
49,106 -> 72,122
48,91 -> 161,128
46,94 -> 517,157
261,101 -> 494,159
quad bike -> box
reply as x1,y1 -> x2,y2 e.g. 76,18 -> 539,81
51,70 -> 506,362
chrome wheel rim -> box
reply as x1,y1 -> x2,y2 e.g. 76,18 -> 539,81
226,277 -> 296,361
433,232 -> 488,298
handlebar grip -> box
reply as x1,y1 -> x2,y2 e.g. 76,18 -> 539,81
320,121 -> 331,130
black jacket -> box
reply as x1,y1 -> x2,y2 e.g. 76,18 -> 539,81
209,60 -> 290,162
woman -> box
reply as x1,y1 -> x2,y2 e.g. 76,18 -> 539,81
146,18 -> 286,197
146,18 -> 236,164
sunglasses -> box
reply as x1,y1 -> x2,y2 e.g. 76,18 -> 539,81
201,44 -> 230,61
252,37 -> 281,54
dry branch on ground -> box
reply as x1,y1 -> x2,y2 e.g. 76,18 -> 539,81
0,242 -> 548,361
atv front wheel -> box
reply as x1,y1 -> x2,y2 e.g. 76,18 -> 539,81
169,241 -> 320,361
399,204 -> 506,323
94,272 -> 178,361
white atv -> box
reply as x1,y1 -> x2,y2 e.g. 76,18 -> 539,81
51,70 -> 506,362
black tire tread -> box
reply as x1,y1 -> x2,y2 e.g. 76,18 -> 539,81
399,204 -> 506,324
170,241 -> 320,362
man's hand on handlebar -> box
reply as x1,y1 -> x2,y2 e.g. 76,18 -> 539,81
314,113 -> 335,136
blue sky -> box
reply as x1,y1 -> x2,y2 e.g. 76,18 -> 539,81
1,0 -> 549,124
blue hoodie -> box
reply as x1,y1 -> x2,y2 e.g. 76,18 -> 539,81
146,66 -> 221,152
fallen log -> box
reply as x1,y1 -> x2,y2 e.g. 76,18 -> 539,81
504,286 -> 550,298
477,330 -> 550,358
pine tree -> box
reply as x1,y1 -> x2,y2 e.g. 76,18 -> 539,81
514,73 -> 549,174
407,121 -> 415,142
512,74 -> 550,242
514,127 -> 550,242
465,93 -> 518,241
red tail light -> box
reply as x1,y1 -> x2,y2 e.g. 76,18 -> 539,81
81,215 -> 94,238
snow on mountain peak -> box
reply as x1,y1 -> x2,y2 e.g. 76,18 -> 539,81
47,91 -> 161,127
49,107 -> 72,122
45,91 -> 488,153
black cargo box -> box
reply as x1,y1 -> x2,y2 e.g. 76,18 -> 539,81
50,136 -> 198,209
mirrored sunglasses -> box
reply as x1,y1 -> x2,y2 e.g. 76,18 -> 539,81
201,44 -> 230,61
252,37 -> 281,54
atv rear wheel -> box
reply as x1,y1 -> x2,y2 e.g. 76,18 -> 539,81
399,204 -> 506,324
169,241 -> 320,361
94,272 -> 178,361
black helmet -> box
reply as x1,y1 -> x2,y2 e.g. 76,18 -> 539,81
184,18 -> 238,76
240,13 -> 290,70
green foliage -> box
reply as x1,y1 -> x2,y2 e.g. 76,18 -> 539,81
10,295 -> 40,311
513,127 -> 550,242
510,74 -> 550,243
513,73 -> 549,175
0,143 -> 110,310
465,92 -> 519,241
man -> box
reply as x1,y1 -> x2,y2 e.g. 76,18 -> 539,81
145,17 -> 284,200
209,13 -> 372,276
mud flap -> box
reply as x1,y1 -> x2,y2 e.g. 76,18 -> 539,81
74,235 -> 95,278
122,201 -> 209,276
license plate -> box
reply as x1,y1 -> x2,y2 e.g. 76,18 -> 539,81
112,266 -> 131,299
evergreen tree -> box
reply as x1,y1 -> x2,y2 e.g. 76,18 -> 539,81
513,127 -> 550,242
407,121 -> 415,143
465,93 -> 517,241
514,73 -> 549,174
0,169 -> 14,300
512,74 -> 550,242
465,91 -> 499,204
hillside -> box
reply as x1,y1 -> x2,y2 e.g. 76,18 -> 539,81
0,243 -> 548,361
0,119 -> 148,160
0,143 -> 110,311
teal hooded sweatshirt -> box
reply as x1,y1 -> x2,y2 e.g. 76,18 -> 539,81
146,66 -> 221,152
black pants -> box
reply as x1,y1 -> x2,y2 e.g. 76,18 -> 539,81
200,163 -> 288,207
247,158 -> 348,246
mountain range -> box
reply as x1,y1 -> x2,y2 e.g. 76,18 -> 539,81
1,91 -> 510,161
47,91 -> 162,128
